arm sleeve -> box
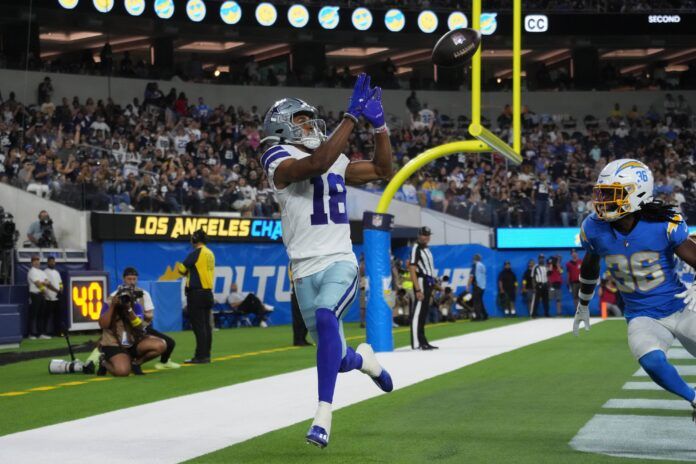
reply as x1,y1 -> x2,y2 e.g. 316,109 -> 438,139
182,249 -> 199,269
409,246 -> 419,266
142,290 -> 155,312
260,146 -> 292,189
579,219 -> 595,253
667,216 -> 689,249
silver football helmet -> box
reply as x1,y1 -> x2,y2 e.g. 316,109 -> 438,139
261,98 -> 327,149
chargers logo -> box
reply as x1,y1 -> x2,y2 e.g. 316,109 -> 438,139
352,7 -> 373,31
615,160 -> 645,174
417,10 -> 438,33
448,11 -> 468,30
255,3 -> 277,26
92,0 -> 114,13
480,13 -> 498,35
384,9 -> 405,32
154,0 -> 175,19
318,6 -> 340,30
124,0 -> 145,16
186,0 -> 206,22
287,4 -> 309,28
220,1 -> 242,25
58,0 -> 79,9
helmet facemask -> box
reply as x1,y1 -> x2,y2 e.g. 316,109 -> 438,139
592,183 -> 636,221
288,113 -> 327,150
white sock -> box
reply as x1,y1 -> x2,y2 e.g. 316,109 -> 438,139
312,401 -> 332,435
357,343 -> 382,378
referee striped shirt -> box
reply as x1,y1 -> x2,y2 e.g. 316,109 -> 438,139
532,264 -> 548,285
410,243 -> 435,277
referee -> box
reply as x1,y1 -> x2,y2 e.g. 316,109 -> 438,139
531,254 -> 550,318
177,229 -> 215,364
408,226 -> 438,350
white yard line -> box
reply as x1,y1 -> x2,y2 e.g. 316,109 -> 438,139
622,381 -> 695,391
668,348 -> 694,360
571,414 -> 696,462
0,319 -> 587,464
603,399 -> 693,411
634,365 -> 696,377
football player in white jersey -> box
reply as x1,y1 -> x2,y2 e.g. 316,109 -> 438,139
260,74 -> 393,448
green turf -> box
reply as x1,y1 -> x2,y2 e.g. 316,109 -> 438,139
0,334 -> 97,354
189,320 -> 682,464
0,319 -> 515,436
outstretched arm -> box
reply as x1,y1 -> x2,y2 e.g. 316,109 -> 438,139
573,252 -> 600,336
345,87 -> 392,185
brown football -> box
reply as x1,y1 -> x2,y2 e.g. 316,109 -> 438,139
431,28 -> 481,68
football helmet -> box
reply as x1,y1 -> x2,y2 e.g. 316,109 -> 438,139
261,98 -> 326,149
592,158 -> 654,221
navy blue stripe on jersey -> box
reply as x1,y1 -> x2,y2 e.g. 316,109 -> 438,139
263,152 -> 291,173
260,146 -> 287,168
334,273 -> 358,318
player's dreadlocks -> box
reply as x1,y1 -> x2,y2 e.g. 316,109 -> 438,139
637,200 -> 681,223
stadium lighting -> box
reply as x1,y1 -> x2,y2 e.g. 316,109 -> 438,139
287,4 -> 309,28
256,3 -> 278,27
219,1 -> 242,25
186,0 -> 207,22
154,0 -> 175,19
447,11 -> 468,30
352,7 -> 373,31
92,0 -> 114,13
214,69 -> 221,77
318,6 -> 340,30
58,0 -> 79,9
417,10 -> 438,33
384,9 -> 405,32
124,0 -> 145,16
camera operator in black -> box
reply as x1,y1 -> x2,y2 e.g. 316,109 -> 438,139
26,210 -> 57,248
98,287 -> 166,376
112,267 -> 180,369
177,229 -> 215,364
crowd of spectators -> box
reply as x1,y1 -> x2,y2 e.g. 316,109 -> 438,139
1,78 -> 695,227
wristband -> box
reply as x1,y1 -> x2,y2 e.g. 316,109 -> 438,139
343,113 -> 358,123
374,124 -> 389,134
131,316 -> 143,327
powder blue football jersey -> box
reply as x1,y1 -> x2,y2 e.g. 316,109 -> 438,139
580,213 -> 689,321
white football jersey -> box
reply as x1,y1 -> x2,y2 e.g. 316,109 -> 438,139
262,144 -> 356,278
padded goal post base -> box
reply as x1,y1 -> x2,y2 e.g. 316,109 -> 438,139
363,212 -> 394,352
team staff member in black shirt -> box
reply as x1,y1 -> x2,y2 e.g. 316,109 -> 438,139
408,226 -> 438,350
177,229 -> 215,364
497,261 -> 518,316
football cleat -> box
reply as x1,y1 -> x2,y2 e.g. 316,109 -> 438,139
356,343 -> 393,393
306,425 -> 329,449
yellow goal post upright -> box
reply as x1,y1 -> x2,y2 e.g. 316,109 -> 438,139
362,0 -> 523,352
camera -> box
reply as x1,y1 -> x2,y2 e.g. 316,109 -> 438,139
48,359 -> 95,375
0,208 -> 18,250
38,217 -> 57,248
115,285 -> 144,306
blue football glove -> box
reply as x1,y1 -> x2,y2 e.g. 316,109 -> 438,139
345,73 -> 371,122
363,86 -> 385,128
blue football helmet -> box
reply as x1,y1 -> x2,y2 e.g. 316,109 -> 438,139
261,98 -> 327,149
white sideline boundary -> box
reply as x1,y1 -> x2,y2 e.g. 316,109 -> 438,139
0,319 -> 589,464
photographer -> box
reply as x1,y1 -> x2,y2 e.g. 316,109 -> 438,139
26,210 -> 57,248
111,267 -> 180,370
98,286 -> 166,376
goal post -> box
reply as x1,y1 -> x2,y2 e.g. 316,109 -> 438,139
363,0 -> 523,352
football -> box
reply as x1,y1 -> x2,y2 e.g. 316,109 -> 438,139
431,28 -> 481,68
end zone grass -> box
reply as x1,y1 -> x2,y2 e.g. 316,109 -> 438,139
190,320 -> 664,464
0,319 -> 514,436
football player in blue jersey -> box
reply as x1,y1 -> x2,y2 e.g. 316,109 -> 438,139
573,159 -> 696,420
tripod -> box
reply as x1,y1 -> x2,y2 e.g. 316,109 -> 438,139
0,248 -> 13,285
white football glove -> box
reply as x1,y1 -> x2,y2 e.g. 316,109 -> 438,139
676,285 -> 696,312
573,304 -> 590,336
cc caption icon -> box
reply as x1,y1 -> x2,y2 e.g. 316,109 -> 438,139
524,14 -> 548,32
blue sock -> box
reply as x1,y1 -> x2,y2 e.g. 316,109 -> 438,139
639,350 -> 696,402
315,308 -> 342,404
339,347 -> 363,373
